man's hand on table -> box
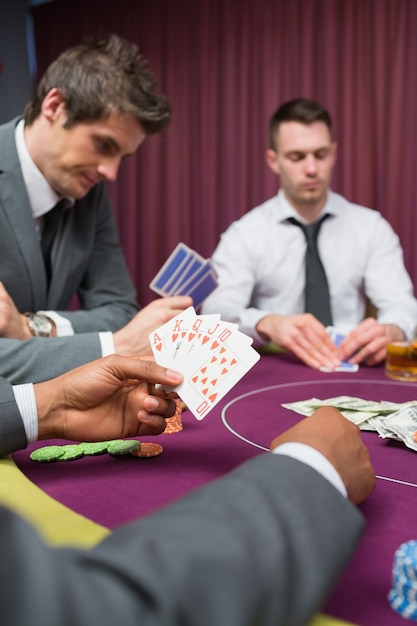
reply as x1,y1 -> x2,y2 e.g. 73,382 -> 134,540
270,407 -> 376,505
256,313 -> 340,370
337,317 -> 406,367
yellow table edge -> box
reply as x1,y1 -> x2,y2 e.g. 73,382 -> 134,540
0,455 -> 109,548
0,456 -> 355,626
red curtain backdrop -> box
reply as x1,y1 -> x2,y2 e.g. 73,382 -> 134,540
31,0 -> 417,306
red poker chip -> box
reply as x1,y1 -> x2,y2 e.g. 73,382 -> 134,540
131,443 -> 163,458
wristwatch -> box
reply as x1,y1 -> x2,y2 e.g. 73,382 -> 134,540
24,313 -> 54,338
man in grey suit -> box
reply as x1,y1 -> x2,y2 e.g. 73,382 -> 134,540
0,353 -> 375,626
0,34 -> 191,384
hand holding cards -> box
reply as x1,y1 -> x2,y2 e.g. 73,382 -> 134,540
150,243 -> 218,309
149,307 -> 260,420
320,326 -> 359,373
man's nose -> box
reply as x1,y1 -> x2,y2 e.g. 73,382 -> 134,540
96,158 -> 121,182
304,154 -> 318,174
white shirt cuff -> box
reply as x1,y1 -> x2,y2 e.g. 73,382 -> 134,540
273,442 -> 347,497
99,331 -> 116,356
39,310 -> 74,336
12,383 -> 38,443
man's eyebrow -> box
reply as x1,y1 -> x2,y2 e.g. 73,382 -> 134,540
285,149 -> 306,157
93,133 -> 120,151
285,146 -> 330,156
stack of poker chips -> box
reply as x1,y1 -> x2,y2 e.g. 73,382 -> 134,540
30,439 -> 164,462
163,400 -> 184,434
388,540 -> 417,620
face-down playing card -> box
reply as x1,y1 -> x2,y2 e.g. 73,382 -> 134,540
150,243 -> 195,297
178,266 -> 218,309
321,326 -> 359,372
167,254 -> 207,295
149,242 -> 218,307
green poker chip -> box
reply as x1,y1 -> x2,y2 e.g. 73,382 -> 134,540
58,444 -> 84,461
80,441 -> 110,456
107,440 -> 141,456
30,445 -> 65,463
29,439 -> 142,463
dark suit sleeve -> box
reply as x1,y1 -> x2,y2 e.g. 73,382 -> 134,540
0,377 -> 27,456
0,454 -> 365,626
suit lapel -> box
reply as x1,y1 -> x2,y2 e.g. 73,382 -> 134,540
0,120 -> 48,310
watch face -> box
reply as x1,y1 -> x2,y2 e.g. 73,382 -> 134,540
27,314 -> 53,337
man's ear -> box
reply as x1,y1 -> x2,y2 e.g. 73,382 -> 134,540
265,148 -> 280,175
41,88 -> 66,122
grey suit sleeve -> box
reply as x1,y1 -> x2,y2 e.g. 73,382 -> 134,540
0,376 -> 27,456
0,454 -> 365,626
0,333 -> 103,384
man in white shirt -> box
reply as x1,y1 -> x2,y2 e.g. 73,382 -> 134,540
202,98 -> 417,370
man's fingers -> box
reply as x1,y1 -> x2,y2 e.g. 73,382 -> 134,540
104,354 -> 184,386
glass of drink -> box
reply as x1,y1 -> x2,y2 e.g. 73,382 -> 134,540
385,341 -> 417,381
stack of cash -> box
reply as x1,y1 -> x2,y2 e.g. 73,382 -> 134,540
282,396 -> 417,452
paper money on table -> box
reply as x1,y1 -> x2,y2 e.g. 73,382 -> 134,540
377,405 -> 417,451
282,396 -> 417,450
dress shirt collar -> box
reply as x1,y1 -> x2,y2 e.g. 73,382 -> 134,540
275,189 -> 338,225
15,119 -> 73,219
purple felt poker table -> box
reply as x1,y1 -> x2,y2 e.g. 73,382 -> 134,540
12,352 -> 417,626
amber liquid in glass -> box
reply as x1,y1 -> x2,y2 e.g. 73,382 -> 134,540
385,342 -> 417,381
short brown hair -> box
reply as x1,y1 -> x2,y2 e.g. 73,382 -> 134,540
24,34 -> 171,135
269,98 -> 332,150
